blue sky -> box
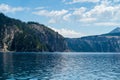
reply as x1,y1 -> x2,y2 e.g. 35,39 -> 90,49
0,0 -> 120,38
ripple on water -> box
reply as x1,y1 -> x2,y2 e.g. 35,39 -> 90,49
0,53 -> 120,80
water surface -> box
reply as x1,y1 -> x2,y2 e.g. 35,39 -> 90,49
0,52 -> 120,80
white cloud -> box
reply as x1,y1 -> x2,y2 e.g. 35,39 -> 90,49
63,13 -> 72,21
79,18 -> 96,22
50,27 -> 84,38
72,7 -> 87,15
33,9 -> 68,24
62,7 -> 87,22
0,3 -> 27,13
94,22 -> 120,26
33,0 -> 120,27
33,9 -> 68,17
85,4 -> 114,17
64,2 -> 120,26
67,0 -> 100,4
65,7 -> 97,23
83,3 -> 120,22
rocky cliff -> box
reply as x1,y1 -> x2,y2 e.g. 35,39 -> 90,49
0,13 -> 67,52
66,28 -> 120,52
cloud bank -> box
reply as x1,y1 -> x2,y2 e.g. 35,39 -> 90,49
0,3 -> 28,13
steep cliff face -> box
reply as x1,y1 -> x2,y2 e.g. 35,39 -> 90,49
0,13 -> 20,51
67,36 -> 120,52
0,13 -> 67,52
67,28 -> 120,52
27,22 -> 67,52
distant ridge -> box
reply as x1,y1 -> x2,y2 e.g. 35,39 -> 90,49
66,27 -> 120,52
109,27 -> 120,33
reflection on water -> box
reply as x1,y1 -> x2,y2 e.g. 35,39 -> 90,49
0,52 -> 120,80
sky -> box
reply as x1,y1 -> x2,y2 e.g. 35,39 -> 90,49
0,0 -> 120,38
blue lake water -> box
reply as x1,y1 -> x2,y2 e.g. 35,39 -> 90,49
0,52 -> 120,80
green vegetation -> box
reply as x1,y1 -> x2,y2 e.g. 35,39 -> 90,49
0,13 -> 67,52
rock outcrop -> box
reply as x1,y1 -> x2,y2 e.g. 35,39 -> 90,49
0,13 -> 68,52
